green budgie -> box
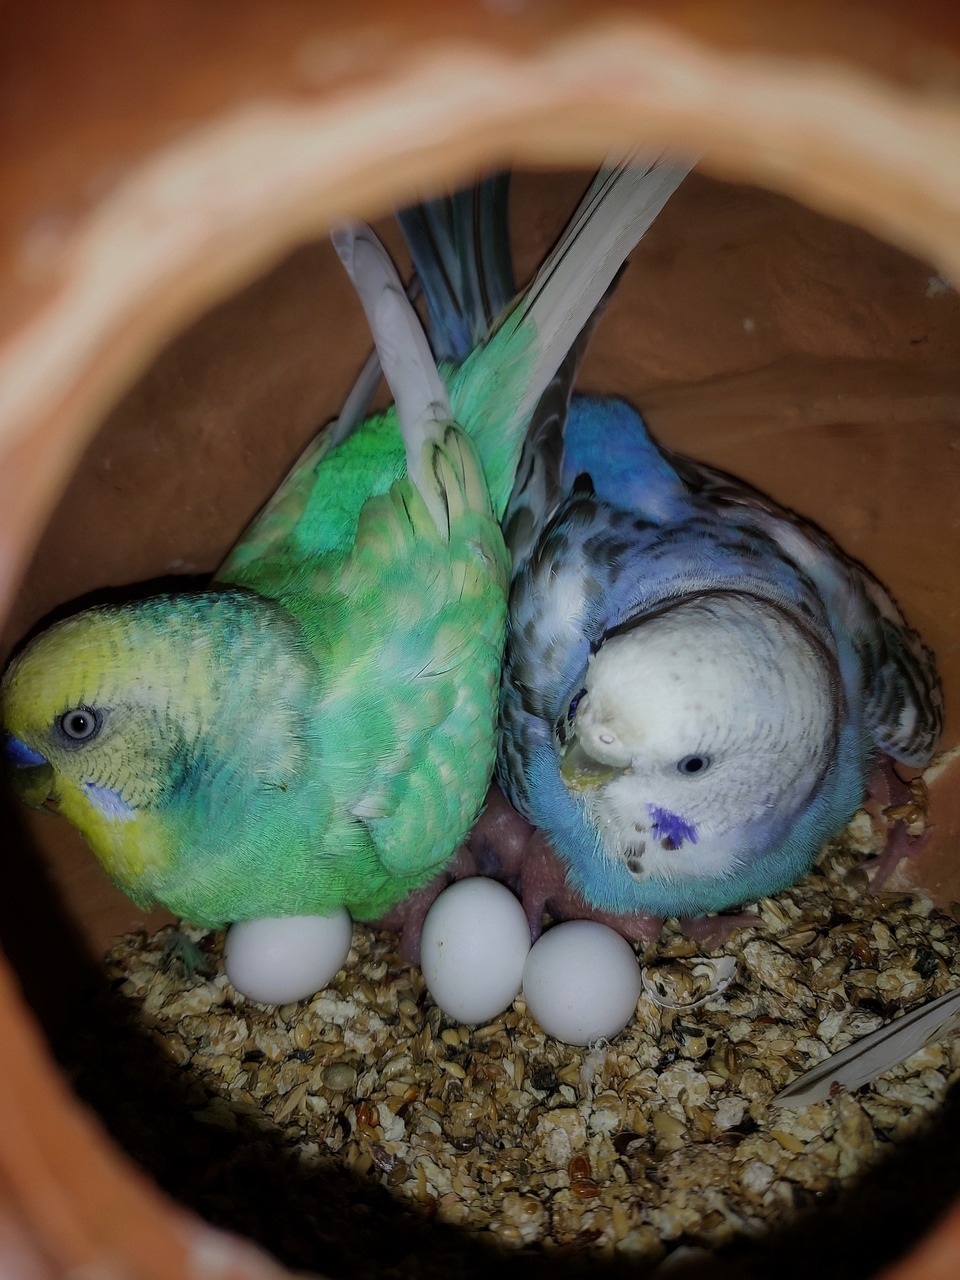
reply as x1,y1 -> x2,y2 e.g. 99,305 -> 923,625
1,155 -> 692,928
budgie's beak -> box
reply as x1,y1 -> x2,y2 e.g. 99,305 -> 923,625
3,734 -> 56,809
560,738 -> 629,792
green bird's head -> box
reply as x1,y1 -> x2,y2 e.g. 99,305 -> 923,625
1,590 -> 322,921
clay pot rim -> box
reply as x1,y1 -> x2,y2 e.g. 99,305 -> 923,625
2,16 -> 960,622
2,12 -> 960,1279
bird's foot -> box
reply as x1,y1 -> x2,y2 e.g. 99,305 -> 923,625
467,782 -> 536,883
519,829 -> 664,943
369,852 -> 468,966
369,786 -> 536,963
677,911 -> 760,950
370,884 -> 435,967
160,928 -> 215,980
373,784 -> 675,961
371,824 -> 519,962
864,758 -> 932,892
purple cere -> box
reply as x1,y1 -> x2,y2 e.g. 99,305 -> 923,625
648,805 -> 698,849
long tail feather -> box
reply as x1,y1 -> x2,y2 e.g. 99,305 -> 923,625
332,223 -> 453,533
397,174 -> 514,363
326,274 -> 423,449
502,268 -> 623,567
453,151 -> 696,512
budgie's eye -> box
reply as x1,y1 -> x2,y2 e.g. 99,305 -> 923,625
567,689 -> 587,723
677,754 -> 710,776
57,707 -> 102,744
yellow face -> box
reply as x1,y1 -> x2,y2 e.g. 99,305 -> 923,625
1,611 -> 182,890
3,587 -> 319,912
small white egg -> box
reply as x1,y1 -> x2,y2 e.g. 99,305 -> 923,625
224,911 -> 353,1005
522,920 -> 641,1045
420,878 -> 531,1025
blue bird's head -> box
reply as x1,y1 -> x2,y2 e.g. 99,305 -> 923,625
559,592 -> 841,889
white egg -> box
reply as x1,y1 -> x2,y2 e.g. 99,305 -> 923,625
420,878 -> 531,1025
224,911 -> 353,1005
522,920 -> 641,1045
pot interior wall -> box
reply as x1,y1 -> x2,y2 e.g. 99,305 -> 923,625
5,168 -> 959,956
2,167 -> 960,1273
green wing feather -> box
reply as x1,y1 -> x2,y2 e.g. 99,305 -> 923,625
0,154 -> 694,930
323,428 -> 508,896
220,156 -> 696,915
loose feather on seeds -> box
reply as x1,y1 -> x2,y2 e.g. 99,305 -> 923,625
773,985 -> 960,1106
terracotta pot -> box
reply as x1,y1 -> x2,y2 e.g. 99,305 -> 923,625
1,2 -> 960,1275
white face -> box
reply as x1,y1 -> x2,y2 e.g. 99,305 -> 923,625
562,594 -> 839,885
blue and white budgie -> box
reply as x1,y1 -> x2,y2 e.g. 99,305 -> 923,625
1,154 -> 692,940
494,320 -> 944,937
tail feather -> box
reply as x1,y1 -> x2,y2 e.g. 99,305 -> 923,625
502,268 -> 623,567
397,174 -> 514,363
331,223 -> 453,535
499,356 -> 570,569
326,272 -> 422,449
453,151 -> 696,513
